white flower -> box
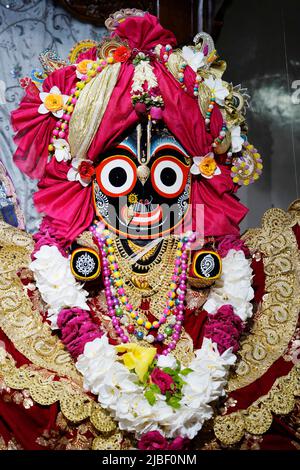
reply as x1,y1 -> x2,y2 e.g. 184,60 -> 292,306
203,76 -> 229,106
67,158 -> 94,187
156,354 -> 177,369
131,60 -> 158,94
231,125 -> 244,153
38,86 -> 69,118
182,46 -> 205,72
190,153 -> 221,179
53,139 -> 71,162
30,245 -> 89,328
203,249 -> 254,321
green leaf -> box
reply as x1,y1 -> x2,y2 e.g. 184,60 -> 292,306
162,367 -> 176,376
180,368 -> 193,376
144,390 -> 156,406
149,383 -> 161,394
167,396 -> 181,409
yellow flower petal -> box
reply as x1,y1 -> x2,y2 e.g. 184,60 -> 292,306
116,343 -> 157,381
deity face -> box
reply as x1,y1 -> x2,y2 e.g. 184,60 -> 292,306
93,129 -> 191,240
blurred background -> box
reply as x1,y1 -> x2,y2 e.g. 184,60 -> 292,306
0,0 -> 298,232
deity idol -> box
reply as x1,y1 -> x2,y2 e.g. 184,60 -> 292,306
0,9 -> 299,451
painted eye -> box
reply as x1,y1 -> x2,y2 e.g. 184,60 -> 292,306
151,156 -> 189,198
95,156 -> 137,197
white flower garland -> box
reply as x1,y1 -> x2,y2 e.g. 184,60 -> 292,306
30,244 -> 254,439
131,56 -> 158,94
76,335 -> 235,439
203,249 -> 254,321
30,245 -> 89,329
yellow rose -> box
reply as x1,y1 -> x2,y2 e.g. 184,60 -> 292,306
116,343 -> 157,381
44,93 -> 64,113
198,155 -> 217,177
76,59 -> 94,75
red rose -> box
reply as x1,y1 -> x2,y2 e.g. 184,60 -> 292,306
150,368 -> 174,395
78,161 -> 95,181
138,431 -> 168,450
113,45 -> 131,63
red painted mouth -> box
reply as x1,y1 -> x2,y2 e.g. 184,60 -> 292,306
121,205 -> 162,226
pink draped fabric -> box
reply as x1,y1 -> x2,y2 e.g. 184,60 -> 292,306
13,12 -> 248,244
11,66 -> 77,179
112,13 -> 177,50
34,159 -> 94,243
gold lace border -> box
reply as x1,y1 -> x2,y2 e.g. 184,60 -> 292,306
0,349 -> 119,440
214,364 -> 300,445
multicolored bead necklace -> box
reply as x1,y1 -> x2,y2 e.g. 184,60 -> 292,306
90,223 -> 196,355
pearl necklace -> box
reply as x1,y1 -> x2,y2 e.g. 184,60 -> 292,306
90,223 -> 195,355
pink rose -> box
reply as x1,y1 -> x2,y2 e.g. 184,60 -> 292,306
217,235 -> 250,258
150,368 -> 174,395
138,431 -> 168,450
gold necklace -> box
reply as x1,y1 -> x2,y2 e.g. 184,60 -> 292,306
112,236 -> 179,318
127,239 -> 159,262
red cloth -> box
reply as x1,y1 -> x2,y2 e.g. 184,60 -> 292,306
34,159 -> 94,244
11,66 -> 76,179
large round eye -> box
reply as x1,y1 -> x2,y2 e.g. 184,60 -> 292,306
95,156 -> 137,197
151,156 -> 189,198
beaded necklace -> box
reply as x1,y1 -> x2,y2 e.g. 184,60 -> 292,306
90,223 -> 195,355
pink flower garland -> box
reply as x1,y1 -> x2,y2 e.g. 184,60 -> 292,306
203,304 -> 244,354
32,218 -> 68,259
217,234 -> 250,258
57,307 -> 102,359
138,431 -> 190,450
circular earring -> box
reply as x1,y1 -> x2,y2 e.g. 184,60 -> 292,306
70,247 -> 101,281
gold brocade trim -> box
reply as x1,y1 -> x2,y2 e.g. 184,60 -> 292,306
228,204 -> 300,392
0,348 -> 121,449
214,365 -> 300,445
0,222 -> 80,381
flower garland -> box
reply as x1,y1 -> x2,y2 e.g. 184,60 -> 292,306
76,334 -> 235,439
29,245 -> 89,328
131,52 -> 164,120
203,247 -> 254,321
29,235 -> 254,441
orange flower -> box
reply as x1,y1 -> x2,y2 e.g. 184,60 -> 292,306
44,93 -> 64,113
76,59 -> 94,76
190,153 -> 221,179
38,86 -> 69,118
199,155 -> 217,177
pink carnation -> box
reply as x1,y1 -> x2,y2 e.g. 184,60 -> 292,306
57,307 -> 102,359
138,431 -> 190,450
217,235 -> 250,258
204,304 -> 244,354
32,218 -> 68,259
138,431 -> 168,450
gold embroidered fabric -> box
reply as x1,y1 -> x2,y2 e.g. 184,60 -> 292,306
0,222 -> 80,381
228,204 -> 300,392
214,364 -> 300,445
68,62 -> 121,160
0,348 -> 122,449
